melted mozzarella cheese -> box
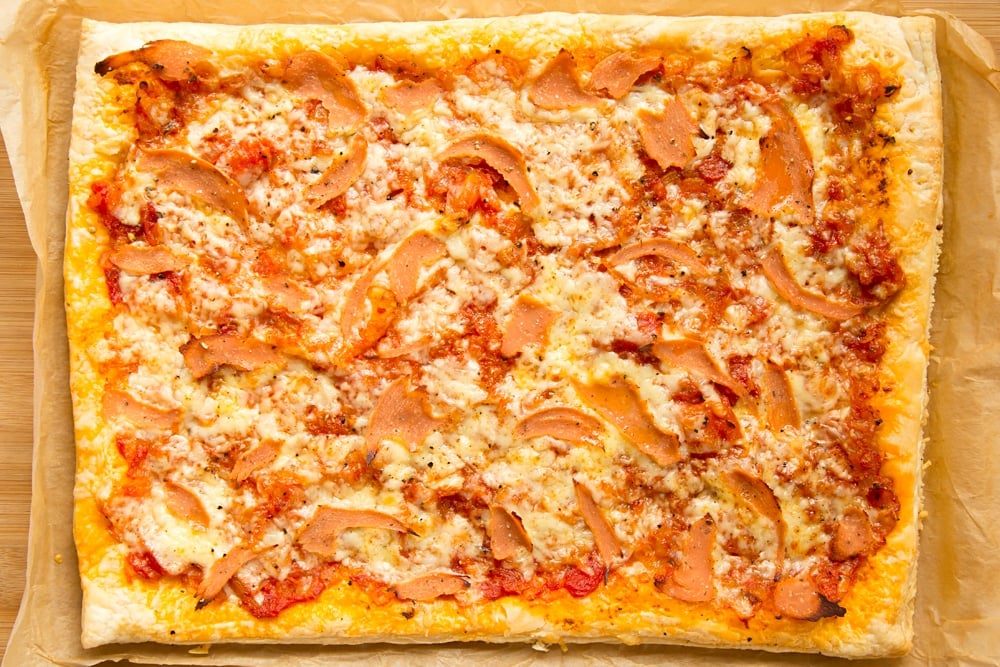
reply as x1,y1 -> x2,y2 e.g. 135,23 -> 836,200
88,35 -> 897,617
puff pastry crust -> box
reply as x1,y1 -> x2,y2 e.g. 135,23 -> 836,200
65,12 -> 942,657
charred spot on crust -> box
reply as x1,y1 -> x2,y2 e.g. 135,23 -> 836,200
810,595 -> 848,621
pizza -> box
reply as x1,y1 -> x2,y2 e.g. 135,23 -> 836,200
64,11 -> 942,658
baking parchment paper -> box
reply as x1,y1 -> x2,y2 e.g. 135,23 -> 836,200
0,0 -> 997,664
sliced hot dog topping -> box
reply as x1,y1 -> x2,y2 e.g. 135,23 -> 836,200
488,505 -> 533,560
762,246 -> 864,321
574,481 -> 622,566
102,388 -> 181,430
304,136 -> 368,208
723,470 -> 786,570
95,39 -> 215,82
830,508 -> 877,561
137,148 -> 249,226
196,546 -> 257,605
513,407 -> 603,445
572,376 -> 680,466
773,574 -> 846,621
607,238 -> 711,279
743,100 -> 814,224
365,378 -> 441,461
232,440 -> 281,484
385,231 -> 447,302
392,573 -> 468,601
107,245 -> 185,274
299,507 -> 411,558
439,135 -> 540,211
589,51 -> 662,99
529,50 -> 601,110
760,361 -> 801,430
638,99 -> 698,170
340,267 -> 380,340
652,338 -> 745,396
164,481 -> 210,527
383,78 -> 443,115
262,275 -> 312,314
500,295 -> 557,357
663,515 -> 716,603
181,333 -> 283,380
278,50 -> 366,129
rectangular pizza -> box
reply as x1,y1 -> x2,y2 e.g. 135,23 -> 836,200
64,11 -> 942,658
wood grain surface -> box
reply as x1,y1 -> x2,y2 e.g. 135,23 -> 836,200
0,3 -> 997,661
0,132 -> 37,660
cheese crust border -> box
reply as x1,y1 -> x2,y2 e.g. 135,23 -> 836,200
65,12 -> 942,657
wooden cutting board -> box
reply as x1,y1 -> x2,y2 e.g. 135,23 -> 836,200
0,3 -> 997,660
